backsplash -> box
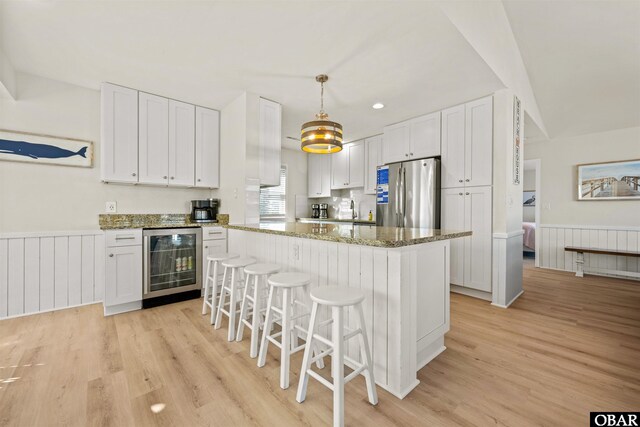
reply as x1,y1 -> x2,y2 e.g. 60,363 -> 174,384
295,188 -> 376,220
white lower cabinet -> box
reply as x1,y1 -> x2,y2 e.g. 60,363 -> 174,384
441,186 -> 492,292
104,229 -> 142,315
202,227 -> 227,287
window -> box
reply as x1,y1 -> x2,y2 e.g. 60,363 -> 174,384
259,165 -> 287,221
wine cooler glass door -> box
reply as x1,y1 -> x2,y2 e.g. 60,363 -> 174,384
144,229 -> 201,298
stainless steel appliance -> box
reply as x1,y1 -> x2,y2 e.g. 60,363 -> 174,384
311,204 -> 320,219
319,203 -> 329,219
191,199 -> 220,223
143,228 -> 202,306
376,158 -> 440,228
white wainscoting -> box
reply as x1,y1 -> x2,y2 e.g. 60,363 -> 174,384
538,224 -> 640,278
0,230 -> 105,319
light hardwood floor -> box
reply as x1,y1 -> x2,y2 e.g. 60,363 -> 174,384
1,261 -> 638,426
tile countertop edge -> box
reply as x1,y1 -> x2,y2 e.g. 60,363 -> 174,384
224,224 -> 471,248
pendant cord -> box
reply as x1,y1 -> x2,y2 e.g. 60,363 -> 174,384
320,81 -> 324,114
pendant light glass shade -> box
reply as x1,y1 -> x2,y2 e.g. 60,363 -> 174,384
301,75 -> 343,154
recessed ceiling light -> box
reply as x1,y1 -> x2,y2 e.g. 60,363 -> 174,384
372,103 -> 384,110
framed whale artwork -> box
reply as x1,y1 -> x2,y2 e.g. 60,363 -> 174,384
0,129 -> 93,168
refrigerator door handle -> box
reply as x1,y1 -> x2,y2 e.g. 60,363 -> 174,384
395,166 -> 402,227
401,165 -> 406,227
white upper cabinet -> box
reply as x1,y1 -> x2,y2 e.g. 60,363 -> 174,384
308,154 -> 332,198
168,100 -> 196,186
410,112 -> 440,159
441,96 -> 493,189
331,140 -> 365,189
195,106 -> 220,188
441,104 -> 466,189
101,83 -> 139,183
138,92 -> 169,185
383,112 -> 440,164
382,122 -> 410,164
259,98 -> 282,187
364,135 -> 383,195
464,96 -> 493,187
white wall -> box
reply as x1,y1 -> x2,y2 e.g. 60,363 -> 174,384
0,73 -> 216,233
281,148 -> 307,222
525,126 -> 640,227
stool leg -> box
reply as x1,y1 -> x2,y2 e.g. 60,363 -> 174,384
296,301 -> 319,403
356,303 -> 378,405
209,260 -> 220,324
227,268 -> 241,342
332,306 -> 345,427
249,274 -> 262,358
257,285 -> 275,368
280,287 -> 291,389
214,266 -> 228,329
236,273 -> 252,342
202,259 -> 211,315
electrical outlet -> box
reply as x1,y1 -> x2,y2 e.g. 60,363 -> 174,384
105,201 -> 117,213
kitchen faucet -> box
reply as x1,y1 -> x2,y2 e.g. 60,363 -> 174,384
350,200 -> 357,219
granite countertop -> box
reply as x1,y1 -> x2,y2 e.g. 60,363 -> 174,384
225,222 -> 471,248
296,217 -> 376,225
99,213 -> 229,230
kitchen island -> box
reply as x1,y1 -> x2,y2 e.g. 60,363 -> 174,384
226,222 -> 470,399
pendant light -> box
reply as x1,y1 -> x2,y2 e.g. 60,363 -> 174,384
301,74 -> 343,154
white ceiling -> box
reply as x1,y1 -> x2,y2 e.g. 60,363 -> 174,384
503,0 -> 640,139
0,1 -> 504,148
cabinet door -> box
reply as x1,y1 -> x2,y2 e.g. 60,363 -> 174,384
465,96 -> 493,187
169,100 -> 195,186
259,98 -> 282,187
195,106 -> 220,188
441,188 -> 465,286
382,122 -> 410,164
308,154 -> 331,198
331,147 -> 349,189
364,135 -> 382,194
464,186 -> 492,292
441,104 -> 465,189
410,111 -> 441,159
100,83 -> 139,183
139,92 -> 169,185
202,239 -> 227,288
347,140 -> 365,188
105,245 -> 142,306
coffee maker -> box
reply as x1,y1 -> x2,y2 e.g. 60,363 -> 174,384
319,203 -> 329,219
191,199 -> 220,223
311,204 -> 320,219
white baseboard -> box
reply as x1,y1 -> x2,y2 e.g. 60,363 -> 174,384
0,301 -> 102,321
450,284 -> 492,301
491,290 -> 524,308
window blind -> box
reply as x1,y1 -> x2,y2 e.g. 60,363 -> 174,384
259,165 -> 287,221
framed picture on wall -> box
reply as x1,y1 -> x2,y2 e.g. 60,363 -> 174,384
523,191 -> 536,206
577,159 -> 640,200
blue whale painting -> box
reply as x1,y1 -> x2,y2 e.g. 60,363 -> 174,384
0,138 -> 88,159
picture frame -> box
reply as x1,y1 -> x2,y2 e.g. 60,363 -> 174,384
523,191 -> 536,206
0,129 -> 93,168
577,159 -> 640,201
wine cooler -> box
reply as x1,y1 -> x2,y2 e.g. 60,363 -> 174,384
143,228 -> 202,304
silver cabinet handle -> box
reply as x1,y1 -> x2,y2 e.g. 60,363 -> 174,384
132,173 -> 137,177
170,177 -> 174,180
163,176 -> 168,179
197,178 -> 202,182
459,192 -> 463,195
405,154 -> 409,157
109,254 -> 114,257
458,179 -> 463,183
465,192 -> 470,195
465,179 -> 469,182
115,236 -> 135,240
410,152 -> 413,156
204,245 -> 208,249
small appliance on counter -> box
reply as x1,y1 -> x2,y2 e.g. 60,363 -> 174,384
319,203 -> 329,219
311,204 -> 320,219
191,199 -> 220,223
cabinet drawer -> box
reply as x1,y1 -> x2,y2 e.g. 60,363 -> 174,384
202,227 -> 227,240
106,229 -> 143,247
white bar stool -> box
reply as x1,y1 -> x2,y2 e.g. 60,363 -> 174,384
296,286 -> 378,427
215,256 -> 256,341
236,263 -> 281,358
257,272 -> 324,390
202,252 -> 239,325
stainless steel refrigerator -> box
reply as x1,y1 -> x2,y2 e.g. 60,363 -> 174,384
376,158 -> 440,228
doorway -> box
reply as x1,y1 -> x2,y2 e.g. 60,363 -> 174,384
523,159 -> 541,267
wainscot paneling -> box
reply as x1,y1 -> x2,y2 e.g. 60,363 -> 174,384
538,224 -> 639,278
0,230 -> 105,319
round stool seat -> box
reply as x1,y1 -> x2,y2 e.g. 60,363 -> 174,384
244,263 -> 281,276
222,257 -> 256,269
268,272 -> 311,288
207,252 -> 239,262
310,286 -> 365,307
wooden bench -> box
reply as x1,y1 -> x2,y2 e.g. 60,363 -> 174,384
564,246 -> 640,279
